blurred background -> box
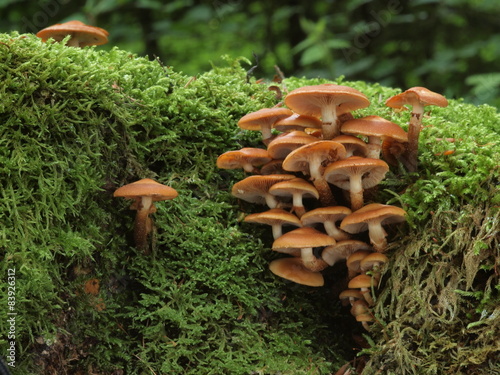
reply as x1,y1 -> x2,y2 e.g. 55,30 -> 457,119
2,0 -> 500,107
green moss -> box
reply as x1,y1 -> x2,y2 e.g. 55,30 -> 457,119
0,32 -> 498,374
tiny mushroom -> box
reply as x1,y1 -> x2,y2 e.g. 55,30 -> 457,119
338,289 -> 365,307
324,156 -> 389,211
322,240 -> 373,267
114,178 -> 178,253
238,107 -> 293,145
350,299 -> 373,330
269,177 -> 319,218
360,252 -> 389,282
341,115 -> 408,159
231,174 -> 295,209
346,250 -> 373,279
272,227 -> 335,272
282,140 -> 346,206
285,84 -> 370,140
217,147 -> 271,174
269,257 -> 324,287
340,203 -> 406,252
243,208 -> 301,240
348,274 -> 375,306
300,206 -> 352,241
37,20 -> 109,47
385,87 -> 448,172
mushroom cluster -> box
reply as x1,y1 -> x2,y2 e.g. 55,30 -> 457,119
218,83 -> 446,331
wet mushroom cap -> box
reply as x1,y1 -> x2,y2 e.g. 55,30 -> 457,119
37,20 -> 109,46
216,148 -> 271,171
238,108 -> 293,130
269,257 -> 324,287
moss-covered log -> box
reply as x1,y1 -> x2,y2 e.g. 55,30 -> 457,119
0,33 -> 498,374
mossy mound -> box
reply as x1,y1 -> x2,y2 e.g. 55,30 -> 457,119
0,33 -> 498,374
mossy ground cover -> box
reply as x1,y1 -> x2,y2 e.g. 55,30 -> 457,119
0,33 -> 498,374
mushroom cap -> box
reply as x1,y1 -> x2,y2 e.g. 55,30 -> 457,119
346,250 -> 373,274
300,206 -> 352,226
385,87 -> 448,109
273,113 -> 322,132
348,273 -> 373,289
216,148 -> 271,170
269,257 -> 324,287
267,131 -> 319,160
341,115 -> 408,143
272,227 -> 335,250
113,178 -> 178,201
331,135 -> 369,157
231,174 -> 295,205
350,299 -> 371,316
340,203 -> 406,234
282,140 -> 346,176
244,208 -> 301,227
338,289 -> 365,303
322,240 -> 373,266
37,20 -> 109,46
269,177 -> 319,200
360,252 -> 389,272
324,156 -> 389,190
285,84 -> 370,118
237,108 -> 293,131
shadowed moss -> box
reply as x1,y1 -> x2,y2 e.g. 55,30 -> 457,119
0,32 -> 498,374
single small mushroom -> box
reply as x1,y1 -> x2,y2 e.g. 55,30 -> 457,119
36,20 -> 109,47
340,203 -> 406,252
338,289 -> 365,307
272,227 -> 335,272
273,113 -> 322,133
285,84 -> 370,140
216,147 -> 271,174
360,252 -> 389,282
340,115 -> 408,159
114,178 -> 178,253
269,177 -> 319,218
381,137 -> 408,166
350,299 -> 373,331
324,156 -> 389,211
282,140 -> 346,206
321,240 -> 373,267
238,107 -> 293,145
231,174 -> 295,208
269,257 -> 324,287
348,274 -> 375,306
267,130 -> 319,160
243,208 -> 301,239
300,206 -> 352,241
385,87 -> 448,172
331,135 -> 369,158
346,250 -> 373,279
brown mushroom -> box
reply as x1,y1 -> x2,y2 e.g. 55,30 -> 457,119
321,240 -> 373,267
273,113 -> 322,133
346,250 -> 373,279
216,148 -> 271,174
331,135 -> 369,158
360,252 -> 389,282
272,227 -> 335,272
282,140 -> 346,206
114,178 -> 178,252
324,156 -> 389,211
348,274 -> 375,306
340,203 -> 406,252
267,131 -> 319,160
238,108 -> 293,145
37,20 -> 109,47
385,87 -> 448,172
269,177 -> 319,218
269,257 -> 324,287
285,84 -> 370,140
231,174 -> 295,208
340,115 -> 408,159
243,208 -> 301,239
300,206 -> 352,241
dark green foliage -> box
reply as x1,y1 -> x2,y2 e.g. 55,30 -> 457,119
0,32 -> 498,375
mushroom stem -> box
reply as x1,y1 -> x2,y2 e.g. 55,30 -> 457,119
360,287 -> 375,306
300,247 -> 328,272
348,174 -> 364,211
291,192 -> 306,218
367,221 -> 388,252
323,221 -> 351,240
366,136 -> 383,159
134,196 -> 153,253
406,102 -> 425,172
309,157 -> 336,206
65,35 -> 80,47
320,104 -> 339,140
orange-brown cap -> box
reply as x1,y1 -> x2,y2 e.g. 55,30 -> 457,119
331,135 -> 368,158
348,273 -> 373,289
301,206 -> 352,240
231,174 -> 295,207
37,20 -> 109,47
238,108 -> 293,143
244,208 -> 301,239
269,257 -> 324,287
272,227 -> 335,250
360,252 -> 389,272
273,113 -> 322,132
324,157 -> 389,191
216,148 -> 271,173
267,131 -> 319,160
322,240 -> 372,266
385,87 -> 448,110
114,178 -> 178,202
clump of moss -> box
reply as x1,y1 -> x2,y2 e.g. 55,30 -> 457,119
0,32 -> 498,375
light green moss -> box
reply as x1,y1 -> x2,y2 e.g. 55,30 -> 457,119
0,32 -> 498,374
